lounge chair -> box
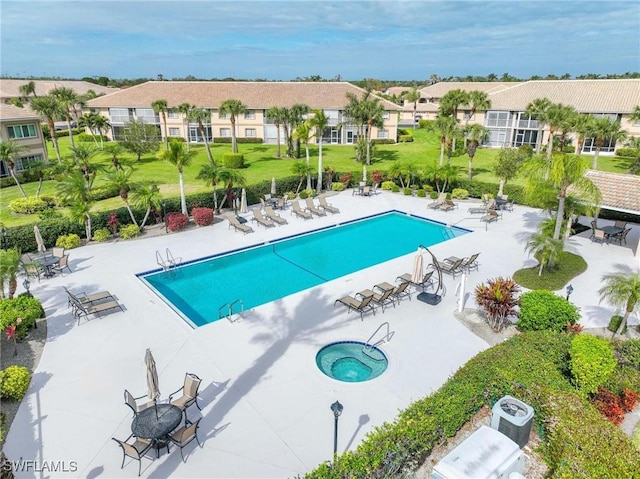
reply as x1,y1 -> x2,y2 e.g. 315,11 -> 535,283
468,199 -> 495,214
64,286 -> 115,313
224,213 -> 254,234
440,199 -> 457,212
305,197 -> 326,217
432,258 -> 465,277
70,295 -> 124,325
427,193 -> 447,209
443,253 -> 480,273
334,294 -> 375,320
291,200 -> 313,220
376,280 -> 412,303
276,194 -> 289,210
370,183 -> 379,195
395,270 -> 434,292
252,208 -> 275,228
112,434 -> 153,476
318,195 -> 339,214
358,287 -> 395,312
480,210 -> 500,223
264,206 -> 288,225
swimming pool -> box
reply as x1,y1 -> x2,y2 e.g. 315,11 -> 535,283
139,211 -> 468,327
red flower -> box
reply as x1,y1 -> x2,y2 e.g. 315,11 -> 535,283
5,324 -> 16,340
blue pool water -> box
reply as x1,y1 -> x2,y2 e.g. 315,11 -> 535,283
140,211 -> 468,327
316,341 -> 388,382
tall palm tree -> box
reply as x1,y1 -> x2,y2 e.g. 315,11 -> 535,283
158,139 -> 195,215
525,230 -> 563,276
219,99 -> 247,153
438,89 -> 469,120
522,153 -> 601,240
56,171 -> 94,241
543,103 -> 574,159
360,95 -> 385,165
51,86 -> 80,149
431,115 -> 459,166
130,183 -> 161,230
291,161 -> 313,194
289,103 -> 310,158
197,162 -> 223,212
570,112 -> 595,155
30,95 -> 65,162
0,140 -> 28,197
78,112 -> 99,147
463,124 -> 489,180
18,81 -> 37,100
308,109 -> 329,193
217,169 -> 247,210
177,103 -> 194,151
588,117 -> 627,170
103,166 -> 139,226
402,87 -> 421,129
187,107 -> 214,164
466,90 -> 491,125
93,115 -> 110,149
266,106 -> 287,158
599,272 -> 640,337
151,99 -> 169,151
293,120 -> 313,190
525,97 -> 552,154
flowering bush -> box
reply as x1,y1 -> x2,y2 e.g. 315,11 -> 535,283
166,213 -> 189,232
474,277 -> 521,332
0,295 -> 44,337
191,207 -> 214,226
0,366 -> 30,401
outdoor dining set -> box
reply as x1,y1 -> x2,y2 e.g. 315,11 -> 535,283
590,220 -> 632,245
21,247 -> 72,280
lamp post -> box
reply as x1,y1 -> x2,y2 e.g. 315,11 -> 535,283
162,201 -> 167,233
566,284 -> 574,301
23,278 -> 31,297
1,227 -> 6,250
330,400 -> 343,458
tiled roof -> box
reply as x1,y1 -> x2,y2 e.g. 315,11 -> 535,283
420,82 -> 519,98
585,170 -> 640,214
488,80 -> 640,113
0,79 -> 117,99
86,81 -> 400,110
0,103 -> 40,121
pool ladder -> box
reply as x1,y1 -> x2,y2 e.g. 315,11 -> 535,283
156,248 -> 181,271
362,322 -> 393,360
218,299 -> 244,323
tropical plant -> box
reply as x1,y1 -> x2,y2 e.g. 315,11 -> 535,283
130,183 -> 161,230
308,109 -> 329,192
0,140 -> 27,197
18,80 -> 37,100
266,106 -> 288,158
292,121 -> 313,190
177,103 -> 193,150
77,112 -> 100,147
598,272 -> 640,338
466,90 -> 491,126
587,117 -> 627,170
56,171 -> 94,240
216,169 -> 247,210
463,124 -> 489,180
387,162 -> 417,188
430,115 -> 459,165
70,143 -> 97,176
219,98 -> 247,153
93,114 -> 111,149
402,87 -> 421,129
30,95 -> 65,162
474,276 -> 520,332
120,119 -> 161,161
103,142 -> 127,170
158,139 -> 195,215
291,161 -> 313,194
343,92 -> 384,165
569,112 -> 595,155
544,103 -> 575,159
187,107 -> 214,164
102,166 -> 139,225
524,97 -> 552,154
438,89 -> 468,119
0,249 -> 21,299
197,163 -> 223,212
492,147 -> 527,197
288,103 -> 310,158
421,162 -> 458,193
151,99 -> 170,151
51,86 -> 80,149
525,229 -> 563,275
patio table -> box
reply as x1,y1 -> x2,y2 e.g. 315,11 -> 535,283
601,226 -> 624,241
131,403 -> 182,456
35,255 -> 61,277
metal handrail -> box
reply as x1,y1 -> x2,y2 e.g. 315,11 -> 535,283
218,299 -> 244,322
229,299 -> 244,318
363,322 -> 392,353
156,250 -> 168,271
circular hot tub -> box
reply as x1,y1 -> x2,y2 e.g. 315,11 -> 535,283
316,341 -> 388,382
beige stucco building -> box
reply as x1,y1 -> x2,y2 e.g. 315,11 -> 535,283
0,103 -> 48,177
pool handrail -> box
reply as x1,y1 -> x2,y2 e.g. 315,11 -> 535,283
363,321 -> 393,360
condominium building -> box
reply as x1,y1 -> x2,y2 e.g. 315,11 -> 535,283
0,103 -> 48,177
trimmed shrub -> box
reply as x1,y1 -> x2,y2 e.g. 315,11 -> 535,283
592,387 -> 625,425
92,228 -> 111,242
398,134 -> 414,143
55,233 -> 81,249
381,180 -> 396,190
451,188 -> 469,200
517,290 -> 580,332
0,295 -> 44,338
0,366 -> 30,401
119,224 -> 140,239
166,213 -> 188,232
331,182 -> 345,192
8,197 -> 52,214
429,191 -> 438,199
608,315 -> 627,334
621,388 -> 639,413
403,187 -> 412,195
421,184 -> 434,192
570,334 -> 617,397
416,189 -> 426,197
613,339 -> 640,369
213,137 -> 263,144
339,172 -> 352,186
192,207 -> 214,226
222,153 -> 245,168
391,185 -> 400,193
615,148 -> 640,158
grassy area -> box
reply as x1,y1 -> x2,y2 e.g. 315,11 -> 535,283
0,129 -> 631,228
513,251 -> 588,290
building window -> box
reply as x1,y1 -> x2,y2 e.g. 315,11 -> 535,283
244,111 -> 255,119
167,111 -> 178,119
14,154 -> 43,172
382,111 -> 390,120
485,111 -> 512,127
7,124 -> 37,139
169,127 -> 180,137
582,137 -> 616,153
377,129 -> 389,139
219,112 -> 230,120
135,108 -> 158,124
245,128 -> 256,137
109,108 -> 131,124
220,128 -> 231,137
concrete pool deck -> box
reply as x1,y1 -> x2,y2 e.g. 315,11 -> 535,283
4,190 -> 639,478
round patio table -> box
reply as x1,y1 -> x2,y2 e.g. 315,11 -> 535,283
132,403 -> 182,455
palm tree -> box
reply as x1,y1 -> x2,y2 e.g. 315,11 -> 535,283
103,166 -> 139,226
291,161 -> 313,194
158,139 -> 195,215
217,169 -> 247,210
402,87 -> 421,129
152,99 -> 170,151
431,115 -> 459,165
70,143 -> 97,179
266,106 -> 287,158
93,115 -> 110,149
525,230 -> 563,276
57,171 -> 94,241
570,113 -> 594,155
543,103 -> 574,159
588,117 -> 627,170
630,105 -> 640,124
598,272 -> 640,337
525,97 -> 552,154
187,107 -> 214,164
0,248 -> 22,299
463,124 -> 489,180
197,162 -> 223,212
308,109 -> 329,193
103,143 -> 126,170
466,90 -> 491,125
177,103 -> 194,151
0,140 -> 28,197
130,183 -> 161,230
18,81 -> 37,100
361,95 -> 385,165
219,99 -> 248,153
78,112 -> 99,146
522,153 -> 601,240
30,95 -> 65,162
289,103 -> 310,158
438,89 -> 469,120
51,86 -> 80,149
293,120 -> 313,190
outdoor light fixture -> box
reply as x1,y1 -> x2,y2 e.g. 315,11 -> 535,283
0,228 -> 6,249
162,201 -> 167,233
330,400 -> 343,457
23,278 -> 31,296
566,284 -> 574,301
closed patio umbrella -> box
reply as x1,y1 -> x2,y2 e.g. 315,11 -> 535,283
240,188 -> 248,213
411,248 -> 423,284
271,177 -> 277,196
34,225 -> 46,255
362,165 -> 367,182
145,349 -> 160,408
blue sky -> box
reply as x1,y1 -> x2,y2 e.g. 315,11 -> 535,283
2,1 -> 638,81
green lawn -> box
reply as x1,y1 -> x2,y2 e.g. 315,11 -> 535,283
513,251 -> 588,290
0,130 -> 631,228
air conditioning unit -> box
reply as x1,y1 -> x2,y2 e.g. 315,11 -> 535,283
431,425 -> 525,479
491,395 -> 534,448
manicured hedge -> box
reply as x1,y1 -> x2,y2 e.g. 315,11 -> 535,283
517,290 -> 580,332
212,137 -> 263,143
0,295 -> 45,338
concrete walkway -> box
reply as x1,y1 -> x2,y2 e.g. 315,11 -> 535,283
4,190 -> 639,478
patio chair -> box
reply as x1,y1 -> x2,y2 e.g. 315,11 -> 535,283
361,186 -> 371,196
592,228 -> 607,244
427,193 -> 447,209
252,208 -> 275,228
382,280 -> 412,303
112,434 -> 153,476
440,199 -> 457,212
264,206 -> 288,225
480,210 -> 500,223
304,197 -> 326,217
124,389 -> 155,417
613,228 -> 631,245
51,254 -> 72,275
370,183 -> 379,195
614,220 -> 627,229
223,213 -> 254,234
22,259 -> 44,282
432,258 -> 465,277
291,200 -> 312,220
169,373 -> 203,416
52,246 -> 65,258
360,287 -> 396,312
461,253 -> 480,272
276,194 -> 289,210
396,270 -> 434,292
334,294 -> 375,320
168,418 -> 203,463
318,195 -> 339,214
